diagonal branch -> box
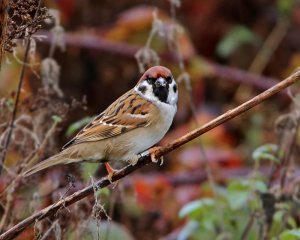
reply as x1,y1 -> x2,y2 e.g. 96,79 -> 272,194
1,70 -> 300,240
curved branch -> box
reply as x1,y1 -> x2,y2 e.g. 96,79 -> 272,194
1,70 -> 300,240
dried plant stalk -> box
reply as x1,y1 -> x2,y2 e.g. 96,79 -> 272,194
0,0 -> 50,67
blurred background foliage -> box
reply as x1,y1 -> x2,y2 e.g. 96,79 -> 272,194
1,0 -> 300,239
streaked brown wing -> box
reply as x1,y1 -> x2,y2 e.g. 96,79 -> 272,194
63,90 -> 152,149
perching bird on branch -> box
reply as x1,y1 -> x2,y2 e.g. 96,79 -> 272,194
24,66 -> 178,178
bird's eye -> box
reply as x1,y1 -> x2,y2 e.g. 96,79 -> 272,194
147,77 -> 156,84
166,76 -> 172,84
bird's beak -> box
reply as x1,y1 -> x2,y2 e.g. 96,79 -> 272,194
156,77 -> 167,87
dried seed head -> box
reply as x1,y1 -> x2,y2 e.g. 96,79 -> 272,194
41,58 -> 63,97
135,47 -> 160,73
1,0 -> 51,55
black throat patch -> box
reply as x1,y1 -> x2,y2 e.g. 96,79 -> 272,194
153,83 -> 169,103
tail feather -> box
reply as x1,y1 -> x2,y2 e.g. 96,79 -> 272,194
23,151 -> 75,177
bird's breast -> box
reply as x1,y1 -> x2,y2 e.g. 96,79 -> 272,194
105,102 -> 176,162
130,102 -> 176,154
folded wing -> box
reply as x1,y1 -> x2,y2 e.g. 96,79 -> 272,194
63,90 -> 152,149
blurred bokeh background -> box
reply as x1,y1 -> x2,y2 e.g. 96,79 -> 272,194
1,0 -> 300,239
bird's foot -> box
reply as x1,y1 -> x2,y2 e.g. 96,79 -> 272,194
149,147 -> 164,166
104,163 -> 118,184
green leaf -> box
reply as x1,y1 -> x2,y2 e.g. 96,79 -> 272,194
227,191 -> 249,210
274,210 -> 285,222
226,179 -> 267,209
254,180 -> 268,193
178,220 -> 199,240
81,162 -> 99,181
227,180 -> 251,209
5,98 -> 14,112
99,188 -> 110,197
287,217 -> 297,229
179,198 -> 215,219
270,210 -> 285,237
252,144 -> 280,164
277,0 -> 295,15
216,25 -> 258,58
280,229 -> 300,240
66,116 -> 94,136
51,115 -> 62,123
276,202 -> 292,211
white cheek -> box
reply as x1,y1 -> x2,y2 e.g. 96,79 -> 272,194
144,85 -> 155,99
168,82 -> 178,106
135,84 -> 155,101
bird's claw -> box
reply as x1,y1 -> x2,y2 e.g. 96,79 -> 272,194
105,163 -> 117,184
149,147 -> 164,165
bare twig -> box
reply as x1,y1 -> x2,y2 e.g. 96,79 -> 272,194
278,111 -> 299,191
1,70 -> 300,240
241,212 -> 256,240
0,119 -> 58,199
0,183 -> 14,231
0,38 -> 31,174
39,219 -> 60,240
249,17 -> 290,74
233,16 -> 290,105
22,120 -> 59,171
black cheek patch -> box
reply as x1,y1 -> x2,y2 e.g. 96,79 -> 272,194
138,85 -> 147,94
173,85 -> 177,93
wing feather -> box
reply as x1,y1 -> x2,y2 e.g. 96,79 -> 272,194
63,90 -> 152,149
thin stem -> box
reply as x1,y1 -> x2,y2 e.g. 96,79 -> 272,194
279,122 -> 298,191
0,38 -> 31,174
249,17 -> 290,74
167,0 -> 217,195
241,212 -> 256,240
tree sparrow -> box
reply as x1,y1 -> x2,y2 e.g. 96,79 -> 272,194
24,66 -> 178,177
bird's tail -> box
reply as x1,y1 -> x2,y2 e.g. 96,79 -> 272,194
23,150 -> 77,177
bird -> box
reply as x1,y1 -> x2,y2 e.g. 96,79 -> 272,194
23,66 -> 178,179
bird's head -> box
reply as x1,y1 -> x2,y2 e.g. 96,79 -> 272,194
135,66 -> 178,106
